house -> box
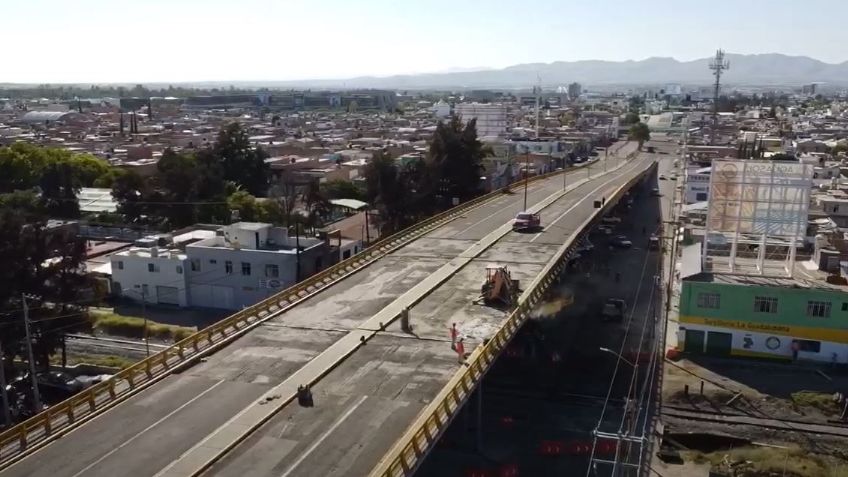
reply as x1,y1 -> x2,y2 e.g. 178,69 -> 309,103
109,222 -> 329,310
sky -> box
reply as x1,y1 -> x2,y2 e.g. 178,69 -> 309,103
3,0 -> 848,83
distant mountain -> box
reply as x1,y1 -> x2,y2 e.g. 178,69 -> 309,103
266,54 -> 848,89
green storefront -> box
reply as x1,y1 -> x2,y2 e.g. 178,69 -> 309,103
678,277 -> 848,363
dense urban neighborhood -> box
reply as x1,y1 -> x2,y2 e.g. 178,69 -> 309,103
2,44 -> 848,477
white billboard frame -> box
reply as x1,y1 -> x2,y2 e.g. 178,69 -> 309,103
703,160 -> 813,277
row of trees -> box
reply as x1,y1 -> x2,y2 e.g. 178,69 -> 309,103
0,143 -> 115,218
112,123 -> 272,228
363,116 -> 488,233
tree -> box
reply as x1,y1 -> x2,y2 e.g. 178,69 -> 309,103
111,169 -> 148,223
427,116 -> 486,206
304,181 -> 331,229
364,151 -> 407,233
226,190 -> 260,222
212,123 -> 270,196
39,161 -> 80,218
628,122 -> 651,150
321,180 -> 366,201
623,112 -> 640,125
0,207 -> 92,374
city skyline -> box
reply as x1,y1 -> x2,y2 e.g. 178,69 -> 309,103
3,0 -> 848,83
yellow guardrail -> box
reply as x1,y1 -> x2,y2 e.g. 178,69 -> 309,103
370,157 -> 654,477
0,152 -> 607,469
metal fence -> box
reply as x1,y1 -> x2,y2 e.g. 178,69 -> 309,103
0,159 -> 593,470
369,159 -> 654,477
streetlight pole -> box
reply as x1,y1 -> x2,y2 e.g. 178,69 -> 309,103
599,347 -> 637,368
523,149 -> 530,211
22,296 -> 42,413
141,288 -> 149,358
0,341 -> 11,426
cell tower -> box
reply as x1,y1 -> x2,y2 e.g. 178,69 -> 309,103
708,49 -> 730,145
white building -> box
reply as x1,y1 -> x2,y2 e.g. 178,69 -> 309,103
432,100 -> 451,119
110,222 -> 328,310
454,103 -> 507,138
111,247 -> 190,306
685,166 -> 711,204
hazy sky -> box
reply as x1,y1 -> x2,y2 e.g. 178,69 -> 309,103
4,0 -> 847,83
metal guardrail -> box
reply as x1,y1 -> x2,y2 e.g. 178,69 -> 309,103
370,158 -> 655,477
0,157 -> 595,469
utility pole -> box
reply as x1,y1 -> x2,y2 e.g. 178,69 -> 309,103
535,75 -> 541,139
0,341 -> 11,426
523,148 -> 530,211
141,288 -> 149,357
708,49 -> 729,145
364,207 -> 370,246
22,296 -> 42,413
295,222 -> 302,282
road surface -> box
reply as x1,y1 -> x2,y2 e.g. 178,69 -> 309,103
1,144 -> 651,477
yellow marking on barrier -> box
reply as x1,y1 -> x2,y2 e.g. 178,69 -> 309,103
0,158 -> 594,471
369,154 -> 652,477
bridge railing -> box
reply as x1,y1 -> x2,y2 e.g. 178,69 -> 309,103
370,158 -> 654,477
0,153 -> 604,468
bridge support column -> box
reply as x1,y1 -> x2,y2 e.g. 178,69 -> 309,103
476,382 -> 483,452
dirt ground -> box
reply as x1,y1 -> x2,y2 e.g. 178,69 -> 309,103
657,356 -> 848,476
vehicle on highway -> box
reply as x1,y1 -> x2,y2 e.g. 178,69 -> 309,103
650,188 -> 662,196
600,298 -> 627,321
649,235 -> 660,250
593,224 -> 614,235
610,235 -> 632,248
512,211 -> 541,231
601,216 -> 622,224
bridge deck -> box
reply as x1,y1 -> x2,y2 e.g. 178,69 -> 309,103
0,145 -> 651,477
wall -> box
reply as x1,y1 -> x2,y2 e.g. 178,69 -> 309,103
110,250 -> 189,307
185,242 -> 328,310
679,280 -> 848,363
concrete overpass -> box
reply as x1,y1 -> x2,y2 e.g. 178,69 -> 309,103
0,143 -> 655,477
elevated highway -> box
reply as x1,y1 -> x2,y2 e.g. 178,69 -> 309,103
0,143 -> 654,477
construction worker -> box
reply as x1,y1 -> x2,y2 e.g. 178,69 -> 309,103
456,338 -> 466,363
450,323 -> 458,350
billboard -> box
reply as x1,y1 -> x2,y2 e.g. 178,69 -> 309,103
706,160 -> 813,238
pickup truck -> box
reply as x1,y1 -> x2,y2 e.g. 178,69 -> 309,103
601,298 -> 627,321
513,211 -> 541,231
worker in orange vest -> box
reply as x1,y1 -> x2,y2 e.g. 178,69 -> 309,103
450,323 -> 458,350
456,338 -> 465,363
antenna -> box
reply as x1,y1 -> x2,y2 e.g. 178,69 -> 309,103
708,49 -> 730,145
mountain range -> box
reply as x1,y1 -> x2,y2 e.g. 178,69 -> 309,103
267,54 -> 848,89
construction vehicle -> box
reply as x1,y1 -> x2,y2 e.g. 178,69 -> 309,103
478,264 -> 520,306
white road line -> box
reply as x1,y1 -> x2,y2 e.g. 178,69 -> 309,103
530,160 -> 639,243
279,395 -> 369,477
69,379 -> 226,477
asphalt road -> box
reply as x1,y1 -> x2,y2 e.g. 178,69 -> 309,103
416,146 -> 677,477
1,143 -> 651,477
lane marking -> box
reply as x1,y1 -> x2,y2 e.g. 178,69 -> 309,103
69,379 -> 226,477
529,159 -> 637,243
278,395 -> 369,477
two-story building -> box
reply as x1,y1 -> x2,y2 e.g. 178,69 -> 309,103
678,260 -> 848,364
110,222 -> 328,310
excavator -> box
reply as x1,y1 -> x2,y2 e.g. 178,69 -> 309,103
478,264 -> 520,306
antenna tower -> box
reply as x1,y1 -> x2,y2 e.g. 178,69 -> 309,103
708,49 -> 730,145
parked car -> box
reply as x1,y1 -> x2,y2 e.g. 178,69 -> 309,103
513,211 -> 541,231
649,235 -> 660,250
650,188 -> 662,197
601,216 -> 622,225
610,235 -> 633,248
601,298 -> 627,321
593,225 -> 614,235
